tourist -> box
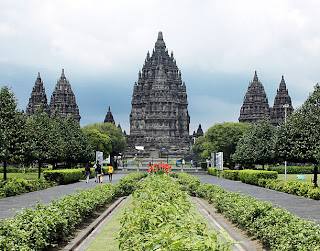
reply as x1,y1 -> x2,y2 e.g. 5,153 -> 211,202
94,161 -> 101,183
182,159 -> 186,168
108,165 -> 114,182
190,159 -> 194,168
85,163 -> 91,183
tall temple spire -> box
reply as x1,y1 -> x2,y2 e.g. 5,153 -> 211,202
270,75 -> 294,126
127,32 -> 190,158
26,72 -> 50,116
104,106 -> 115,124
239,71 -> 270,123
49,69 -> 81,122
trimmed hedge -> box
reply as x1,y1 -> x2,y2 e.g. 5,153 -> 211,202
266,166 -> 319,174
223,170 -> 239,180
43,169 -> 84,185
175,173 -> 320,250
0,172 -> 146,250
258,178 -> 320,200
0,167 -> 39,173
238,170 -> 278,185
0,178 -> 56,198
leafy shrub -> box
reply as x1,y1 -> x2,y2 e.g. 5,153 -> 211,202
266,166 -> 319,174
0,167 -> 39,173
0,172 -> 145,250
238,170 -> 277,185
223,170 -> 239,180
194,181 -> 320,250
0,178 -> 56,198
43,169 -> 83,184
173,172 -> 201,196
258,178 -> 320,200
117,175 -> 233,250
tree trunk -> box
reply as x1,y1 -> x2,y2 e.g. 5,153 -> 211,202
38,161 -> 42,179
3,161 -> 7,180
314,165 -> 318,188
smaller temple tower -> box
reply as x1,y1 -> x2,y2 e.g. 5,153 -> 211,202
104,106 -> 115,124
193,124 -> 204,139
239,71 -> 270,123
26,72 -> 50,116
49,69 -> 81,122
270,76 -> 294,126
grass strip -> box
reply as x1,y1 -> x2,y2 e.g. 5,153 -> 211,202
85,196 -> 134,251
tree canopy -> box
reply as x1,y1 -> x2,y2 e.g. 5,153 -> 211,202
195,122 -> 251,167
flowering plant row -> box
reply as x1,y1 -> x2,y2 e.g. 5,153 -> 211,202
147,162 -> 172,175
117,174 -> 233,250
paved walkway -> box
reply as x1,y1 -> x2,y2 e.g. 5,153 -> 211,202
0,173 -> 127,220
192,174 -> 320,225
1,173 -> 320,225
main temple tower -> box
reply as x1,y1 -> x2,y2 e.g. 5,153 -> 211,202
126,32 -> 190,158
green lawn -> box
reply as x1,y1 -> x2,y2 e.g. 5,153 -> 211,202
277,173 -> 317,183
0,172 -> 43,180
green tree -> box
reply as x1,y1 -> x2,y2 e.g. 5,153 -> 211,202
201,122 -> 251,167
232,118 -> 276,168
26,108 -> 52,178
192,136 -> 205,157
61,115 -> 92,168
275,83 -> 320,187
0,86 -> 27,180
82,128 -> 112,156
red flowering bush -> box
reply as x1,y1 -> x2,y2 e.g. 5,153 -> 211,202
148,163 -> 172,175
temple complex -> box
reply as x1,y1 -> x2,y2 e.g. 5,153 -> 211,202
49,69 -> 81,122
26,72 -> 50,116
239,71 -> 293,125
126,32 -> 190,158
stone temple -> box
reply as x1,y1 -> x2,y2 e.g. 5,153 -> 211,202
126,32 -> 190,158
26,69 -> 81,123
239,71 -> 293,125
26,72 -> 50,116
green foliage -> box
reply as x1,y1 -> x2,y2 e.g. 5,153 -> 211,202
232,117 -> 276,166
0,172 -> 145,250
193,181 -> 320,250
113,172 -> 147,197
258,178 -> 320,200
238,170 -> 278,185
0,86 -> 27,180
173,172 -> 201,196
223,170 -> 239,180
0,167 -> 38,173
198,122 -> 251,167
0,178 -> 55,198
192,135 -> 205,157
82,128 -> 112,156
43,169 -> 84,185
82,122 -> 126,154
266,166 -> 319,174
117,175 -> 233,250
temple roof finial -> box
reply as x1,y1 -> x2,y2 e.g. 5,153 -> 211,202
158,31 -> 163,40
38,72 -> 41,78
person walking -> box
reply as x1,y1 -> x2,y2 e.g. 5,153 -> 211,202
94,161 -> 101,183
190,159 -> 194,168
182,159 -> 186,168
108,165 -> 114,182
85,163 -> 91,183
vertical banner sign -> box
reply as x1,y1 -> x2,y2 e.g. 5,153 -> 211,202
216,152 -> 223,170
211,153 -> 215,168
96,151 -> 103,164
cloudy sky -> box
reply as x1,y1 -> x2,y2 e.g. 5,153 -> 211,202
1,0 -> 320,134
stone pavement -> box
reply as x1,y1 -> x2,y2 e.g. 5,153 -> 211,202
192,173 -> 320,225
0,173 -> 127,220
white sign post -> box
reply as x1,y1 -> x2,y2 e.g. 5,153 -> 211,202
96,151 -> 103,165
216,152 -> 223,170
211,153 -> 215,168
